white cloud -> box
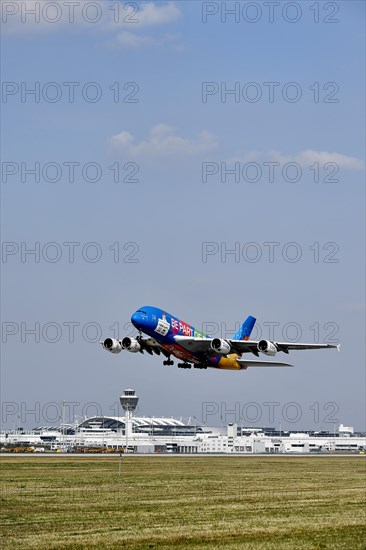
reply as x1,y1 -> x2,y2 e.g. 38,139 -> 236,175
293,150 -> 364,170
115,31 -> 155,48
115,30 -> 183,50
111,124 -> 218,157
3,1 -> 181,37
232,150 -> 364,170
131,2 -> 181,28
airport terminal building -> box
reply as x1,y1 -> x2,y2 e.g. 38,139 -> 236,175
1,390 -> 365,454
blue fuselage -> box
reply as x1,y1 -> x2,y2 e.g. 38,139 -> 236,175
131,306 -> 238,368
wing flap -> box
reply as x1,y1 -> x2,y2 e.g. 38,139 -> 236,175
174,336 -> 213,353
138,336 -> 169,358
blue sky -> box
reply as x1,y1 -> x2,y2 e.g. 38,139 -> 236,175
1,1 -> 365,430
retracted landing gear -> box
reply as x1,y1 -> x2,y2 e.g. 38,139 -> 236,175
163,357 -> 174,366
177,362 -> 191,369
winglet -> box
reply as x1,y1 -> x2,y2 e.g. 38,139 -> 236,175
337,344 -> 341,352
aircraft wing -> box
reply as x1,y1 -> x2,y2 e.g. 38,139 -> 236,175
272,342 -> 340,352
174,336 -> 339,356
174,336 -> 220,353
237,359 -> 293,367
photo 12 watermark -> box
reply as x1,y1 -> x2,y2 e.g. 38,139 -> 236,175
2,241 -> 140,264
1,81 -> 140,104
202,160 -> 339,184
202,81 -> 339,104
201,241 -> 340,264
1,1 -> 141,26
1,399 -> 133,426
1,320 -> 136,345
201,400 -> 340,426
201,2 -> 340,24
198,320 -> 340,344
2,161 -> 140,184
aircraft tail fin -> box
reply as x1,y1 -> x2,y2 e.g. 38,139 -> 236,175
232,315 -> 256,341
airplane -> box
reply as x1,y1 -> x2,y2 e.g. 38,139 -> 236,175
101,306 -> 340,371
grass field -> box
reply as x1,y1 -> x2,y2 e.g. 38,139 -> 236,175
1,455 -> 365,549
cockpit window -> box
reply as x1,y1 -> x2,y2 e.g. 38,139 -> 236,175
137,310 -> 147,314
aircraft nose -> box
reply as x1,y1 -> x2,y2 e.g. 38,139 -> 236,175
131,311 -> 140,327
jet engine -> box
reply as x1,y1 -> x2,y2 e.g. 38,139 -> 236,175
103,338 -> 122,354
211,338 -> 231,355
257,340 -> 277,356
121,337 -> 141,353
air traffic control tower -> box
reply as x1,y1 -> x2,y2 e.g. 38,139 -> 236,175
120,388 -> 139,450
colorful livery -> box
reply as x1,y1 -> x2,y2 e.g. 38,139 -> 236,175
102,306 -> 339,370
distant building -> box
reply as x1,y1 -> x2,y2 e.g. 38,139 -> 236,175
339,424 -> 354,436
0,390 -> 364,453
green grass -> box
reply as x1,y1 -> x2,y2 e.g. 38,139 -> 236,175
1,456 -> 365,549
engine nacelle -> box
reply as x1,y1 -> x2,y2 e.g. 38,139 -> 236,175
258,340 -> 277,356
103,338 -> 122,354
211,338 -> 231,355
121,337 -> 141,353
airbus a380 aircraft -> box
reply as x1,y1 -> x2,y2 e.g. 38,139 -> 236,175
102,306 -> 339,370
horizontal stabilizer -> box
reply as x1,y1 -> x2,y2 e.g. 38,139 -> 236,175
237,359 -> 293,368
